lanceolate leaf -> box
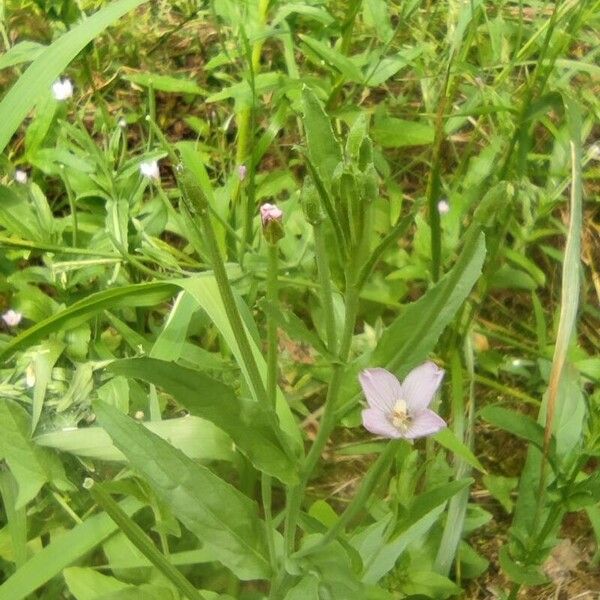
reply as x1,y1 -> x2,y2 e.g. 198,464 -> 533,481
107,357 -> 299,484
0,282 -> 177,362
95,401 -> 271,580
375,232 -> 486,375
0,0 -> 151,153
301,86 -> 342,189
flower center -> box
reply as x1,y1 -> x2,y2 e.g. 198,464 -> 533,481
390,399 -> 412,432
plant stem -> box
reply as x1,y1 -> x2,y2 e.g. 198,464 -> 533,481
266,243 -> 279,407
263,242 -> 279,572
261,472 -> 276,570
179,170 -> 267,407
312,220 -> 337,353
89,483 -> 204,600
283,272 -> 360,555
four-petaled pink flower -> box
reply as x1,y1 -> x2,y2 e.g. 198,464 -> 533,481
260,203 -> 283,226
359,362 -> 446,439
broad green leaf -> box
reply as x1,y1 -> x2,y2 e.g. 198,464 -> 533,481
301,86 -> 342,189
101,586 -> 178,600
371,116 -> 434,148
0,497 -> 142,600
0,399 -> 73,508
0,0 -> 151,153
95,401 -> 271,580
36,416 -> 233,462
123,72 -> 207,95
63,567 -> 129,600
107,357 -> 299,484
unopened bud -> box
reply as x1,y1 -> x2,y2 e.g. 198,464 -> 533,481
301,179 -> 323,225
260,203 -> 284,244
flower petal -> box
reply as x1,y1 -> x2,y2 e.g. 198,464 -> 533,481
362,408 -> 402,439
359,368 -> 401,412
404,409 -> 446,439
402,361 -> 444,411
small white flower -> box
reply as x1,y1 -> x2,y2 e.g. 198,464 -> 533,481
2,309 -> 22,327
25,364 -> 36,388
52,78 -> 73,101
118,118 -> 127,129
134,410 -> 145,420
237,164 -> 247,181
437,200 -> 450,214
140,160 -> 160,181
14,170 -> 28,184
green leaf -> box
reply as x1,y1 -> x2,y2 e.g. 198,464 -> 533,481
0,0 -> 151,153
63,567 -> 129,600
107,357 -> 299,484
0,282 -> 177,362
499,545 -> 548,585
0,399 -> 73,508
150,291 -> 196,362
301,86 -> 342,189
0,41 -> 46,70
123,72 -> 207,95
402,570 -> 462,598
433,428 -> 487,474
479,405 -> 545,450
483,474 -> 518,513
360,479 -> 472,583
94,401 -> 271,580
299,34 -> 363,82
371,116 -> 434,147
0,497 -> 142,600
375,232 -> 486,376
36,416 -> 234,462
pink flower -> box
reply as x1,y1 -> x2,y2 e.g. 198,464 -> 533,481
237,164 -> 247,181
359,362 -> 446,439
260,203 -> 283,226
